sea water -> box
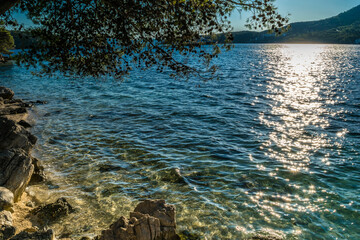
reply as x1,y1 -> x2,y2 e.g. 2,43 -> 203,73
1,44 -> 359,239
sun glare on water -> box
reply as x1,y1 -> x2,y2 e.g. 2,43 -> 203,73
260,44 -> 337,172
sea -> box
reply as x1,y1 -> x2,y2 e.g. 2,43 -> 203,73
1,44 -> 359,239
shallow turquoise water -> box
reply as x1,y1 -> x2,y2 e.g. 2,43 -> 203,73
1,44 -> 360,239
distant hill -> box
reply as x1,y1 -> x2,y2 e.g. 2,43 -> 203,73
228,4 -> 360,44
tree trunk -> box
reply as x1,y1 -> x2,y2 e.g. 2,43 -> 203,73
0,0 -> 21,15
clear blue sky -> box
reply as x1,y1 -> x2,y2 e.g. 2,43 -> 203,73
231,0 -> 360,31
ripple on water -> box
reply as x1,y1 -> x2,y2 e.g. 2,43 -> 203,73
0,44 -> 360,239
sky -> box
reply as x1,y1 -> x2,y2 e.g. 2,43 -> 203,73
230,0 -> 360,31
11,0 -> 360,31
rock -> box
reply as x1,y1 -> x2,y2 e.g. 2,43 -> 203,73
0,98 -> 30,116
10,229 -> 55,240
251,234 -> 283,240
3,99 -> 23,104
18,120 -> 32,128
0,117 -> 37,152
160,168 -> 186,184
98,164 -> 125,173
0,149 -> 34,202
25,201 -> 36,208
27,100 -> 47,105
0,87 -> 14,100
131,212 -> 162,239
0,211 -> 12,226
0,210 -> 16,240
0,107 -> 27,115
80,237 -> 92,240
0,103 -> 29,123
134,200 -> 176,228
97,213 -> 161,240
30,198 -> 74,225
97,200 -> 179,240
0,221 -> 16,239
35,100 -> 47,104
0,116 -> 37,202
10,107 -> 27,114
178,230 -> 201,240
23,227 -> 39,233
58,231 -> 72,239
0,187 -> 14,211
29,158 -> 46,184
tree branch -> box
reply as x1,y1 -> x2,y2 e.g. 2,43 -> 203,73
0,0 -> 21,15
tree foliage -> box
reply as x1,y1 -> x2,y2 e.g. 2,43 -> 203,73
0,0 -> 288,79
0,23 -> 14,61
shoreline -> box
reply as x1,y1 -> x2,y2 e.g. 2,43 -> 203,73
0,86 -> 186,240
0,86 -> 55,238
0,86 -> 283,240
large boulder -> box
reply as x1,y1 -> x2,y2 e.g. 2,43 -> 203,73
0,117 -> 37,152
0,149 -> 34,202
97,200 -> 179,240
134,200 -> 176,228
0,210 -> 16,240
0,87 -> 14,100
0,187 -> 14,211
98,213 -> 161,240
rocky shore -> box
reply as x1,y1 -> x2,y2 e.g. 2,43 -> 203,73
0,86 -> 183,240
0,86 -> 281,240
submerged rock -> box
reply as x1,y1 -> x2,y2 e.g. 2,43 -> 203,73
0,87 -> 14,100
30,198 -> 74,225
0,149 -> 34,202
251,233 -> 284,240
0,210 -> 16,240
0,187 -> 14,211
160,168 -> 186,184
178,230 -> 201,240
10,229 -> 55,240
97,200 -> 179,240
98,164 -> 125,173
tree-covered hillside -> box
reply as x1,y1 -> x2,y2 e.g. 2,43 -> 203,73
230,4 -> 360,44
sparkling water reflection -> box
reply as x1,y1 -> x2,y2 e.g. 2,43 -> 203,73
1,44 -> 359,239
261,45 -> 333,172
